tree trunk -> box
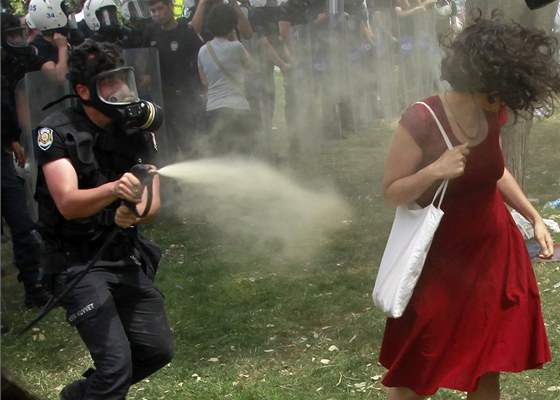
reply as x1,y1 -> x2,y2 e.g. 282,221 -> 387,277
465,0 -> 558,189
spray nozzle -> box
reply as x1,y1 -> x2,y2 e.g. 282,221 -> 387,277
130,163 -> 158,185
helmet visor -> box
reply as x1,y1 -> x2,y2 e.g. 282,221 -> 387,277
4,27 -> 29,48
97,6 -> 120,29
96,67 -> 140,105
125,0 -> 153,20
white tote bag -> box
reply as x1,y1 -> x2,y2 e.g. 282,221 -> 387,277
372,102 -> 453,318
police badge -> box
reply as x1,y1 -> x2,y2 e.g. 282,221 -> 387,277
37,127 -> 54,151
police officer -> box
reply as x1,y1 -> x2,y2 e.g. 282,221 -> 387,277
34,40 -> 174,400
83,0 -> 145,48
142,0 -> 204,162
1,12 -> 50,312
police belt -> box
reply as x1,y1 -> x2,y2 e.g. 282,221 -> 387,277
62,210 -> 135,264
63,233 -> 135,264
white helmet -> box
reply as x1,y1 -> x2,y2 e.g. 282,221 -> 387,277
27,0 -> 68,32
25,13 -> 37,30
83,0 -> 119,31
121,0 -> 153,21
435,0 -> 452,18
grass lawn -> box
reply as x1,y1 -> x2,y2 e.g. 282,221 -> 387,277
1,106 -> 559,399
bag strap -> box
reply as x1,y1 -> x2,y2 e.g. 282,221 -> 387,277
206,41 -> 247,96
413,101 -> 453,209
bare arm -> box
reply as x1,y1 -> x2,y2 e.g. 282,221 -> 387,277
382,124 -> 469,207
190,0 -> 208,37
394,1 -> 433,18
40,33 -> 68,83
42,158 -> 160,227
198,62 -> 208,86
278,20 -> 293,59
241,46 -> 254,70
229,0 -> 253,40
258,36 -> 291,71
497,168 -> 553,258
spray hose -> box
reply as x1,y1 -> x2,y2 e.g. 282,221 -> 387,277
123,164 -> 158,218
19,164 -> 158,335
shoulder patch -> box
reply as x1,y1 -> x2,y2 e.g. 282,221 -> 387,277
37,127 -> 54,151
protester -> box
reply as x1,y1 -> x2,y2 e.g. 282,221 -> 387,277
379,11 -> 560,399
34,40 -> 174,400
190,0 -> 253,42
142,0 -> 204,162
198,3 -> 256,155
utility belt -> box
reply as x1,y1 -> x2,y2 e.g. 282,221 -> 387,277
62,234 -> 135,265
35,208 -> 135,274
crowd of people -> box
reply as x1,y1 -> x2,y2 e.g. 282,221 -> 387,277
4,0 -> 560,399
4,0 -> 469,163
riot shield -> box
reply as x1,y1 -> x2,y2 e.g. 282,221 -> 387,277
396,9 -> 445,107
323,0 -> 348,139
121,47 -> 169,165
339,1 -> 375,131
241,32 -> 271,158
371,6 -> 401,119
288,22 -> 318,153
413,9 -> 446,96
16,72 -> 73,220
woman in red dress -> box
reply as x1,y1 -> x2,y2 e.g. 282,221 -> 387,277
379,11 -> 560,400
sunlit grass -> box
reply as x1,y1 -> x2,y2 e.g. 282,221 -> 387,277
1,108 -> 559,399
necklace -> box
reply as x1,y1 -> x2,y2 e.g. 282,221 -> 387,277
443,91 -> 484,141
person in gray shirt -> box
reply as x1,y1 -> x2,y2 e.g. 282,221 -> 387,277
198,3 -> 256,156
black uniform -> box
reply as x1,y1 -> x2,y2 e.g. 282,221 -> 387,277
34,106 -> 174,399
1,34 -> 49,307
142,20 -> 204,162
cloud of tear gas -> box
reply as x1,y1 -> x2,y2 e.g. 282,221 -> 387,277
158,157 -> 352,261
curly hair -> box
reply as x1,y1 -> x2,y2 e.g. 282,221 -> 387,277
440,10 -> 560,118
67,39 -> 124,89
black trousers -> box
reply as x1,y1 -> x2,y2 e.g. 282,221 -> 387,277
55,264 -> 174,400
0,150 -> 41,285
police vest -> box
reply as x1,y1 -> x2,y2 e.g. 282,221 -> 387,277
174,0 -> 184,19
35,107 -> 151,260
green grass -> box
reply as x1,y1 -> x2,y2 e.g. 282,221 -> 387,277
2,112 -> 560,399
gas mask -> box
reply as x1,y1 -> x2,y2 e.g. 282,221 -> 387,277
1,25 -> 39,58
85,66 -> 164,132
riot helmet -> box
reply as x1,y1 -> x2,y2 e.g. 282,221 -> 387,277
83,0 -> 120,31
25,13 -> 37,30
121,0 -> 153,22
435,0 -> 452,18
27,0 -> 68,32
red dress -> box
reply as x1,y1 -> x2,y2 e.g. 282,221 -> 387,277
379,96 -> 551,396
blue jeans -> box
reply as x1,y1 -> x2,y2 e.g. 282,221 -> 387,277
1,150 -> 41,284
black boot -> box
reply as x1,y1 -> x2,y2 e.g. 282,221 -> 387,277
59,379 -> 87,400
24,282 -> 50,309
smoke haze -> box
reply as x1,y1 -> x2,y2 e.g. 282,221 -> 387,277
158,158 -> 352,261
